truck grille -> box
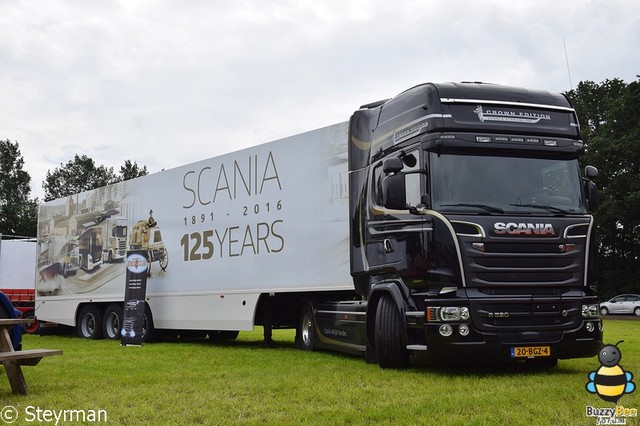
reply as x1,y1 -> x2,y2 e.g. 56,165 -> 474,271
463,241 -> 585,287
448,217 -> 593,332
458,232 -> 588,331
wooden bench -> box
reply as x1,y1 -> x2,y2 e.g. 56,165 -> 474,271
0,318 -> 63,394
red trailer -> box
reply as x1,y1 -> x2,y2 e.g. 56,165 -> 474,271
0,288 -> 38,333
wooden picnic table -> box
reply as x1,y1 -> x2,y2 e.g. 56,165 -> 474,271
0,318 -> 62,394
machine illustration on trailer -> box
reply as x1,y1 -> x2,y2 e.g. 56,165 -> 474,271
75,208 -> 129,271
128,210 -> 169,273
36,186 -> 132,295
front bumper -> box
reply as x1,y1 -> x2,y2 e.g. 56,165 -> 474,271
406,314 -> 602,363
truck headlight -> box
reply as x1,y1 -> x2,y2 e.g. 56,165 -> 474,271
427,306 -> 470,322
581,304 -> 600,318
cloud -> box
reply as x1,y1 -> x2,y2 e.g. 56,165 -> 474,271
0,0 -> 638,200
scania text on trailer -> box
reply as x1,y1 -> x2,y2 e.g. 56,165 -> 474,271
34,82 -> 602,367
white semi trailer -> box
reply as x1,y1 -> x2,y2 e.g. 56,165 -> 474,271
35,123 -> 354,342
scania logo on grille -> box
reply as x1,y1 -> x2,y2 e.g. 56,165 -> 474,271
493,222 -> 555,236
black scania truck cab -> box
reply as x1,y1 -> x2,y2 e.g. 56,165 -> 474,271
304,82 -> 602,368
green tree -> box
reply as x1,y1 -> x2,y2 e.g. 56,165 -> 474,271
43,156 -> 150,201
116,160 -> 148,182
0,140 -> 38,237
566,76 -> 640,297
43,154 -> 117,201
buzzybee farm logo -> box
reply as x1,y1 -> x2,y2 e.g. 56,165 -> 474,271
585,341 -> 637,424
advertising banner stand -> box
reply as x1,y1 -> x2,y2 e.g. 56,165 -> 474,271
121,250 -> 149,346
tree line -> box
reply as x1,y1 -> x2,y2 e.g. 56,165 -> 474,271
0,148 -> 147,237
566,76 -> 640,298
1,76 -> 639,297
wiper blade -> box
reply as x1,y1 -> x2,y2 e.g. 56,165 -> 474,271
440,203 -> 505,214
509,203 -> 571,214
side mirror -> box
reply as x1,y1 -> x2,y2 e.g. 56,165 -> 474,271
382,173 -> 406,210
586,181 -> 598,212
583,165 -> 599,212
585,165 -> 598,179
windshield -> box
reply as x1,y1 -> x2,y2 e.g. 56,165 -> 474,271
430,153 -> 586,215
114,225 -> 127,238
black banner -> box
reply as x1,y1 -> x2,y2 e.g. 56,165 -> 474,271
121,250 -> 149,346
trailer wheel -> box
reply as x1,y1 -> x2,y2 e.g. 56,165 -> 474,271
159,248 -> 169,271
141,305 -> 155,342
78,305 -> 104,339
297,302 -> 316,351
374,294 -> 410,369
22,310 -> 40,334
103,304 -> 123,340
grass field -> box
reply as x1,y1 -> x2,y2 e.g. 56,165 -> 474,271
1,319 -> 639,425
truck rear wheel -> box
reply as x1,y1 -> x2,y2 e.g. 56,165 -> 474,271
297,302 -> 316,351
103,304 -> 123,340
374,294 -> 410,369
78,305 -> 104,339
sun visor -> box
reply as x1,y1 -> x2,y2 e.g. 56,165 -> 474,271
442,102 -> 579,138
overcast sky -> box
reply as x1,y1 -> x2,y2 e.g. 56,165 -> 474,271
1,0 -> 639,200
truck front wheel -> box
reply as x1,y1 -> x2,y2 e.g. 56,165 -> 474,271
374,294 -> 410,369
78,305 -> 104,339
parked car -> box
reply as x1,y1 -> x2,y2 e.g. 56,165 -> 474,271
600,294 -> 640,316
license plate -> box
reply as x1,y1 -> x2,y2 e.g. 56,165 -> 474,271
510,346 -> 551,358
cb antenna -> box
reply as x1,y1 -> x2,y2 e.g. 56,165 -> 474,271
563,37 -> 573,90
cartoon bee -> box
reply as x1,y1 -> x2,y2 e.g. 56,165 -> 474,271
586,340 -> 636,403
